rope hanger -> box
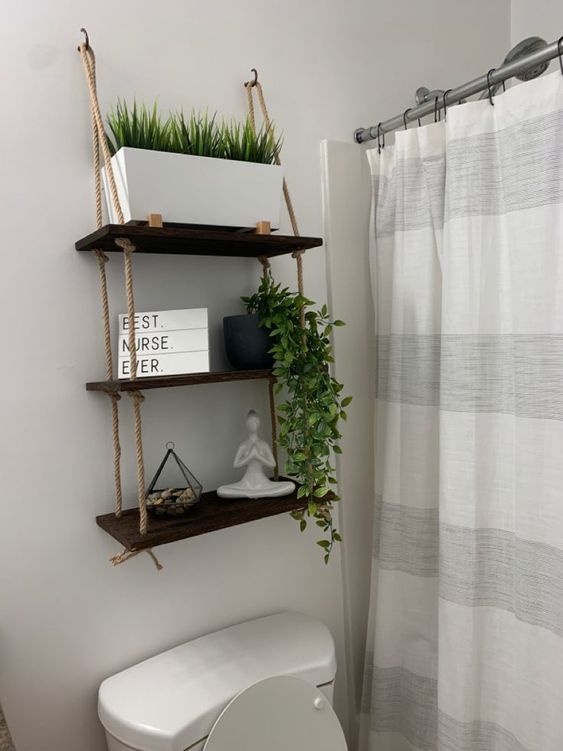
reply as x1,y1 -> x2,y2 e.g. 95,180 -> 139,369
77,32 -> 309,569
78,32 -> 156,569
244,68 -> 309,478
244,68 -> 305,322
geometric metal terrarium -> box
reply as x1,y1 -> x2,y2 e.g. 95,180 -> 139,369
146,442 -> 203,518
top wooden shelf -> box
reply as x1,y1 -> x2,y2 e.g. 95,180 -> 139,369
75,224 -> 323,258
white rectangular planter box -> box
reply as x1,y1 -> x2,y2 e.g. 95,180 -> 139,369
102,147 -> 284,229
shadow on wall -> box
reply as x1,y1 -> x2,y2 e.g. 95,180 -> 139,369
0,705 -> 15,751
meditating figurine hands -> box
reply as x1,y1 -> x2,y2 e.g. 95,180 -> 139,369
217,410 -> 295,499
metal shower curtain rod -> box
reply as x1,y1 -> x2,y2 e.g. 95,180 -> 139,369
354,36 -> 563,143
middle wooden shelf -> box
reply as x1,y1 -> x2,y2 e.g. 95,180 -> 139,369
86,368 -> 275,393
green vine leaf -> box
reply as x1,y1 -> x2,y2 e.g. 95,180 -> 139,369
243,271 -> 350,561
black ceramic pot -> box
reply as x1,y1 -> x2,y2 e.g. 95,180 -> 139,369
223,314 -> 275,370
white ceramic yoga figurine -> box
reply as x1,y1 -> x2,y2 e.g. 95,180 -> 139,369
217,410 -> 295,499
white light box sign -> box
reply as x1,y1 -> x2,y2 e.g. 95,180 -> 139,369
118,308 -> 209,379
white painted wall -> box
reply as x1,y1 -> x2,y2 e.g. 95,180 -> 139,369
321,142 -> 374,751
511,0 -> 563,45
0,2 -> 509,750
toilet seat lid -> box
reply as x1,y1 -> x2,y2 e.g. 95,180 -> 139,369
204,675 -> 347,751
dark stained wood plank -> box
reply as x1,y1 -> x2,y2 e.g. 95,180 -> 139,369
86,369 -> 274,392
75,224 -> 322,258
96,483 -> 335,551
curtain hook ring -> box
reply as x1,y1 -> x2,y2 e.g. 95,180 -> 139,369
486,68 -> 496,106
442,89 -> 452,120
377,122 -> 385,154
434,96 -> 441,123
558,36 -> 563,75
403,108 -> 412,130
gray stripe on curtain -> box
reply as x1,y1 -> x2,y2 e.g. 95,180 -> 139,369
440,525 -> 563,638
374,499 -> 563,639
361,664 -> 530,751
373,109 -> 563,236
373,496 -> 439,577
376,334 -> 563,420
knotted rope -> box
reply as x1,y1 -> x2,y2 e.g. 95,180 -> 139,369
79,34 -> 155,563
78,42 -> 124,224
79,42 -> 124,517
114,238 -> 139,380
257,255 -> 271,277
245,79 -> 300,236
111,547 -> 163,571
292,250 -> 306,328
267,379 -> 279,481
255,252 -> 278,475
113,237 -> 147,533
129,391 -> 147,534
245,71 -> 309,486
244,74 -> 305,302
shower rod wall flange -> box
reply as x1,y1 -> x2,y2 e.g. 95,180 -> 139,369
355,35 -> 561,143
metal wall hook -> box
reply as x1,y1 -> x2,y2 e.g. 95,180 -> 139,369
377,122 -> 385,153
245,68 -> 259,88
558,36 -> 563,75
79,27 -> 89,50
403,108 -> 412,130
486,68 -> 496,105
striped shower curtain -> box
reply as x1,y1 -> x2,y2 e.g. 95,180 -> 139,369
360,70 -> 563,751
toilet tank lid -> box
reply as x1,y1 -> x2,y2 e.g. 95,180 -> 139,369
98,611 -> 337,751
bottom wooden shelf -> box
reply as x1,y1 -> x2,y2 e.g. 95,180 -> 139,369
96,481 -> 333,552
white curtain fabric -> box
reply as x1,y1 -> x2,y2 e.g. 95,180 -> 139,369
360,71 -> 563,751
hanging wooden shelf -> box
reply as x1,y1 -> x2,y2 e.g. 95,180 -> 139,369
75,224 -> 323,258
86,369 -> 275,393
97,483 -> 335,552
76,37 -> 338,566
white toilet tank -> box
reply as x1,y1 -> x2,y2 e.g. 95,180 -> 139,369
99,611 -> 337,751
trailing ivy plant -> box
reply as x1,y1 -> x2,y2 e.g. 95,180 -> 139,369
243,272 -> 351,562
106,100 -> 281,164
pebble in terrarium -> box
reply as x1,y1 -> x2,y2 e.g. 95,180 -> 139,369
146,442 -> 202,517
